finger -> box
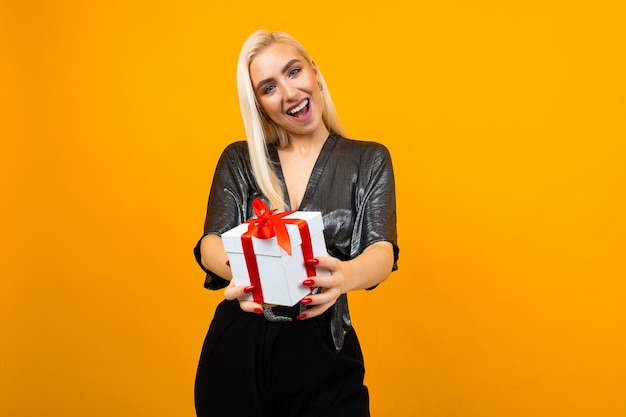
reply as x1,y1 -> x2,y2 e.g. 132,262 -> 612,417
297,302 -> 334,320
304,287 -> 340,307
223,281 -> 264,314
307,255 -> 339,272
238,299 -> 264,315
224,281 -> 258,301
301,274 -> 337,290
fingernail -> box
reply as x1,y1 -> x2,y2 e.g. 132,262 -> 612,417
296,313 -> 307,320
300,297 -> 312,305
302,279 -> 315,286
244,285 -> 256,293
226,260 -> 230,266
254,308 -> 263,314
305,259 -> 319,266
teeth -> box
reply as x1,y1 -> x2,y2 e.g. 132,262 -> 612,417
288,99 -> 308,115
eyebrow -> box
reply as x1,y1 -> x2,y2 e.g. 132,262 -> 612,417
255,58 -> 302,92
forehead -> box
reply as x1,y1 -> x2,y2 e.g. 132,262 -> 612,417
249,42 -> 305,80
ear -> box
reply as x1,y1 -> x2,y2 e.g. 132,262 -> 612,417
311,60 -> 319,75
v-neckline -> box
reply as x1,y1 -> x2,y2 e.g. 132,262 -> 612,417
269,133 -> 338,210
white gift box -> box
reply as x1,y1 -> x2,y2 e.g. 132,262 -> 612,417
221,211 -> 329,307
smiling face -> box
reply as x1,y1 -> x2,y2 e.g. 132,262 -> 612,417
249,42 -> 328,141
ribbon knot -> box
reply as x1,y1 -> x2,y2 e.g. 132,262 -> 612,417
246,198 -> 294,255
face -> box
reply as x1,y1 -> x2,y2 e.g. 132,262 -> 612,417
249,42 -> 327,140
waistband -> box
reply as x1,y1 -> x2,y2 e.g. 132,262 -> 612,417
262,303 -> 332,322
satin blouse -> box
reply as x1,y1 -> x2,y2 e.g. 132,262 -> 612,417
194,133 -> 399,350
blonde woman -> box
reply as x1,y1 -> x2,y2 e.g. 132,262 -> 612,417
193,29 -> 399,417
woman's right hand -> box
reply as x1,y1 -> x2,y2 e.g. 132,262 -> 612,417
223,278 -> 264,315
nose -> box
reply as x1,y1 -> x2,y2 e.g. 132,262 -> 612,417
282,81 -> 298,100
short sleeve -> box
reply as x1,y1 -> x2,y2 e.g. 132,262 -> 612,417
352,144 -> 399,272
194,142 -> 266,289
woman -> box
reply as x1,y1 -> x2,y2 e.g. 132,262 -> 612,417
193,29 -> 399,417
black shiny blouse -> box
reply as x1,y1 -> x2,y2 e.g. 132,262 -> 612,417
194,133 -> 399,350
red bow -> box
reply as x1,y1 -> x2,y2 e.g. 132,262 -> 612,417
245,198 -> 294,254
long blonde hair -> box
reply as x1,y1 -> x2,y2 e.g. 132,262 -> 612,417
236,30 -> 345,210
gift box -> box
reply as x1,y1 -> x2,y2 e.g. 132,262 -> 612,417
221,199 -> 329,307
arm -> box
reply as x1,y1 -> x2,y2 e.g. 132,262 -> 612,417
294,241 -> 394,319
199,234 -> 232,281
200,233 -> 267,313
295,143 -> 399,319
231,240 -> 394,316
340,240 -> 395,291
193,142 -> 257,289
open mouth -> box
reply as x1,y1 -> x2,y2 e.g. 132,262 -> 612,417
287,99 -> 309,118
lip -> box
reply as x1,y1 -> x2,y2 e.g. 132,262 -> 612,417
285,98 -> 311,120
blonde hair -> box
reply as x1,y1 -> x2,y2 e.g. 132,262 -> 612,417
236,29 -> 345,210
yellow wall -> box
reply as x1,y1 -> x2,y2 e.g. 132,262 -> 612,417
2,1 -> 625,416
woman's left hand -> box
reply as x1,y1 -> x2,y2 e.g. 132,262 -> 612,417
297,241 -> 394,319
296,256 -> 355,319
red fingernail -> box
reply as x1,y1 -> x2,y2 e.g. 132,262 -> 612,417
305,259 -> 319,266
302,279 -> 315,286
244,285 -> 256,293
226,260 -> 230,266
254,308 -> 263,314
296,313 -> 306,320
300,297 -> 312,305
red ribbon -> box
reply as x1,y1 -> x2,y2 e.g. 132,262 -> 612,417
240,198 -> 317,303
241,234 -> 264,303
284,218 -> 317,278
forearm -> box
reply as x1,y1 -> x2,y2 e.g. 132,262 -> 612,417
343,241 -> 394,292
199,234 -> 233,281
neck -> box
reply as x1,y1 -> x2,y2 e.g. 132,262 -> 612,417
286,127 -> 330,155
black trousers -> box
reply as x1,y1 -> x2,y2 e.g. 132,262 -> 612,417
194,299 -> 370,417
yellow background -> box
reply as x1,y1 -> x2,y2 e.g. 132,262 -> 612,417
2,1 -> 625,416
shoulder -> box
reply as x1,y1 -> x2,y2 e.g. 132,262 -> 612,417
218,140 -> 249,162
222,140 -> 248,154
333,135 -> 392,162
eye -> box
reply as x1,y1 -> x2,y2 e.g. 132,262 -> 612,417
263,84 -> 276,94
288,68 -> 301,77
